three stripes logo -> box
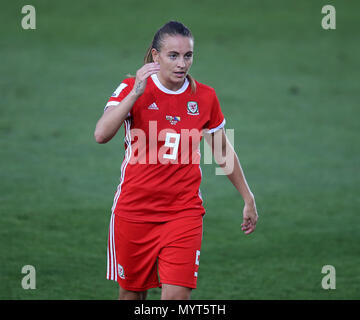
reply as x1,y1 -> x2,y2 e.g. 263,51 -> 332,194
148,102 -> 159,110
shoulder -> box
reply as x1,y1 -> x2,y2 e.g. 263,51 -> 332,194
112,77 -> 136,91
191,79 -> 219,104
121,77 -> 136,86
194,79 -> 217,96
109,77 -> 135,99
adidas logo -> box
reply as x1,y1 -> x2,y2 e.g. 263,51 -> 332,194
148,102 -> 159,110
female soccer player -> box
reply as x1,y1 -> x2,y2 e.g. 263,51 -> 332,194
94,21 -> 258,300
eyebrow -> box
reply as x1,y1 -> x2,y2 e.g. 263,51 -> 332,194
168,50 -> 193,55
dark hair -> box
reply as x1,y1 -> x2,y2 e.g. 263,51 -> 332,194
144,21 -> 196,93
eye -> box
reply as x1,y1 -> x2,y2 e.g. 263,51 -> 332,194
169,53 -> 177,59
185,53 -> 193,59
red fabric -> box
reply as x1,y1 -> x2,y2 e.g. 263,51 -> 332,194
107,214 -> 203,290
105,75 -> 225,222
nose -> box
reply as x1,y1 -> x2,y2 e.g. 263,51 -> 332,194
177,57 -> 186,69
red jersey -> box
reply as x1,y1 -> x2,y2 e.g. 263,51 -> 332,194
104,74 -> 225,222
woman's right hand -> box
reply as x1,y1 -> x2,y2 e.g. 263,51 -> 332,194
132,62 -> 160,97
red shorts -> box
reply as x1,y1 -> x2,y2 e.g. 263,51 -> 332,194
106,213 -> 203,291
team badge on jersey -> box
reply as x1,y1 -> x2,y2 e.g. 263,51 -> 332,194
187,101 -> 199,115
166,115 -> 181,125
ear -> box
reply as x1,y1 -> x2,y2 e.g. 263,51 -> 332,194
151,48 -> 159,63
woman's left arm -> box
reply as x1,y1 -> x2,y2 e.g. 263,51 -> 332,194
204,128 -> 259,235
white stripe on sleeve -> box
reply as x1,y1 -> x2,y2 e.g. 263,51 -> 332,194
112,83 -> 128,98
206,119 -> 226,134
104,101 -> 131,117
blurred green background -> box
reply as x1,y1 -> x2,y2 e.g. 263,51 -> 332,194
1,0 -> 359,299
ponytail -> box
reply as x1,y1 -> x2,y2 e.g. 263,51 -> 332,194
187,74 -> 196,94
144,44 -> 154,64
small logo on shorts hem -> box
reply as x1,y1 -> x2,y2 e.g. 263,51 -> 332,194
118,264 -> 125,279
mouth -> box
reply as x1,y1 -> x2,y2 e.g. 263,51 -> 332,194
174,71 -> 186,78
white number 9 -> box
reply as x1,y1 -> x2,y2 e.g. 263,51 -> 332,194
163,132 -> 180,160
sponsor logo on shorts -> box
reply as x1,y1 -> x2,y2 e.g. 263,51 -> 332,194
118,264 -> 125,279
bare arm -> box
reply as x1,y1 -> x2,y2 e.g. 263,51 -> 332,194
94,62 -> 160,144
204,128 -> 259,234
94,91 -> 138,144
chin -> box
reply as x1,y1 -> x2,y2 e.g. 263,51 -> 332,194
172,74 -> 186,82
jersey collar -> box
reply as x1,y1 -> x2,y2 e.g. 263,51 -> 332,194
151,74 -> 189,95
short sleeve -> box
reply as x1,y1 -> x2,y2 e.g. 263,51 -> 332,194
205,90 -> 226,133
104,78 -> 134,115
